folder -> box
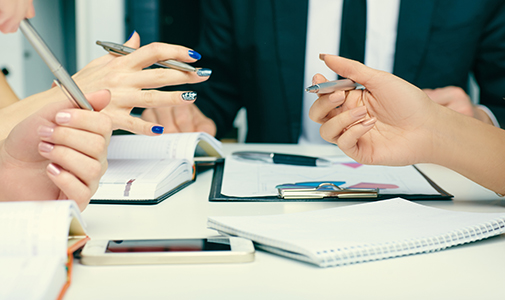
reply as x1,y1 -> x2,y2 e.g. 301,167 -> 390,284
208,159 -> 452,202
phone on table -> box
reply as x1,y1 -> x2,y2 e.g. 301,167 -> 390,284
80,236 -> 255,265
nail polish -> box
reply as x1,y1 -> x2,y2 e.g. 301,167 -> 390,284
188,50 -> 202,60
55,112 -> 71,124
38,142 -> 54,153
151,126 -> 164,134
181,92 -> 197,101
47,163 -> 61,176
196,68 -> 212,77
37,125 -> 54,138
127,30 -> 136,41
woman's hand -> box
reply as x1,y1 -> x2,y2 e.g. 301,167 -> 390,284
72,32 -> 211,135
309,55 -> 440,166
0,0 -> 35,33
0,90 -> 112,211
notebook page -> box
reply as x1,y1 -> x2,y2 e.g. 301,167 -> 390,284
107,133 -> 220,161
0,201 -> 77,257
208,199 -> 505,266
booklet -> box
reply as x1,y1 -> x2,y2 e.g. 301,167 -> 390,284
0,200 -> 89,300
91,132 -> 223,205
208,198 -> 505,267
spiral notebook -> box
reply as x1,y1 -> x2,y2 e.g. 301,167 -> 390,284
208,198 -> 505,267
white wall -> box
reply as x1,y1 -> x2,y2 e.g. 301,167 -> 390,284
0,0 -> 124,99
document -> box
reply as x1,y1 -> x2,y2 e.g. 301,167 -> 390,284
221,155 -> 441,197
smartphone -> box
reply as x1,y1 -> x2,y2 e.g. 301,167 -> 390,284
80,236 -> 255,265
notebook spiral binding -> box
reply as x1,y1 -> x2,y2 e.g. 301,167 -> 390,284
316,217 -> 505,267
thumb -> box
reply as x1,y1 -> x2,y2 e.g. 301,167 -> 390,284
85,89 -> 111,111
124,31 -> 140,49
320,54 -> 382,89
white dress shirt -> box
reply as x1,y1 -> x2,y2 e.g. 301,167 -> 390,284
299,0 -> 401,144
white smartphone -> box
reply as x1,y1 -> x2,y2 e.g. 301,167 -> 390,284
80,236 -> 255,266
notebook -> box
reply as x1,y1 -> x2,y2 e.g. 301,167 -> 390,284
208,198 -> 505,267
0,200 -> 89,300
91,132 -> 222,205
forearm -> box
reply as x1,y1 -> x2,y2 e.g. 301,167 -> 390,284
0,87 -> 63,140
430,107 -> 505,195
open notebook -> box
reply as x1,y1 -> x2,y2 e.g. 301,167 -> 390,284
0,200 -> 88,300
91,132 -> 222,205
208,198 -> 505,267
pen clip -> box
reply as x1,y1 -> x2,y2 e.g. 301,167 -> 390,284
53,79 -> 84,109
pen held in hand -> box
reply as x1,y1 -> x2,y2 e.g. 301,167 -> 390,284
305,79 -> 361,94
96,40 -> 210,76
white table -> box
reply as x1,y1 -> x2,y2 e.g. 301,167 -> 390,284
66,144 -> 505,300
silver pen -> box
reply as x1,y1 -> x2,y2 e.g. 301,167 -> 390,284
232,151 -> 332,167
20,19 -> 93,110
96,40 -> 207,74
305,79 -> 361,94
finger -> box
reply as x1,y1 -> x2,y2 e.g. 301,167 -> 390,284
116,90 -> 197,108
320,54 -> 382,90
46,163 -> 94,211
312,73 -> 328,85
336,118 -> 377,154
309,91 -> 346,124
140,108 -> 158,123
42,145 -> 105,187
85,89 -> 112,111
124,30 -> 140,49
105,111 -> 165,136
38,123 -> 109,160
319,106 -> 370,143
46,109 -> 112,141
123,43 -> 201,70
123,68 -> 209,89
173,105 -> 199,132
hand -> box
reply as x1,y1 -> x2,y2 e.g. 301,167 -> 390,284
423,86 -> 493,124
141,104 -> 217,136
0,90 -> 112,211
309,54 -> 442,166
0,0 -> 35,33
72,31 -> 211,135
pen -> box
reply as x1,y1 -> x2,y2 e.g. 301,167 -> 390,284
96,40 -> 199,73
305,79 -> 361,94
232,151 -> 332,167
19,19 -> 93,110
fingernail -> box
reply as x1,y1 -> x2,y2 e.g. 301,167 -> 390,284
151,126 -> 164,134
196,68 -> 212,77
127,30 -> 136,41
362,118 -> 377,126
37,125 -> 54,137
319,54 -> 327,60
188,50 -> 202,60
181,92 -> 197,101
47,163 -> 61,176
351,106 -> 367,118
55,112 -> 71,124
38,142 -> 54,153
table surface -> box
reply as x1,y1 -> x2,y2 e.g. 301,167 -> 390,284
66,143 -> 505,300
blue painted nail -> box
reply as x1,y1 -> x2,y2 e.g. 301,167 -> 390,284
196,68 -> 212,77
151,126 -> 164,134
127,30 -> 136,41
188,50 -> 201,60
181,92 -> 197,101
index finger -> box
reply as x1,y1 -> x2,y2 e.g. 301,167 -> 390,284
121,42 -> 199,70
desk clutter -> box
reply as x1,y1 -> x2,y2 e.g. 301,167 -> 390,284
208,198 -> 505,267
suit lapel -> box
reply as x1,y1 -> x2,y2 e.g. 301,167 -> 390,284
271,0 -> 309,142
393,0 -> 436,83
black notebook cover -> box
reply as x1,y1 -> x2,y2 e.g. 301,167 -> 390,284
209,159 -> 452,202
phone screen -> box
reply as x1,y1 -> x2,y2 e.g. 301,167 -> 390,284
106,238 -> 231,253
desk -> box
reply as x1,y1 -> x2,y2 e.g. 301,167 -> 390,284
67,144 -> 505,300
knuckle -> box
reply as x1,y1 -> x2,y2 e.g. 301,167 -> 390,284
141,90 -> 157,106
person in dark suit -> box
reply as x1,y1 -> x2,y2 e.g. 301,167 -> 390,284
141,0 -> 505,143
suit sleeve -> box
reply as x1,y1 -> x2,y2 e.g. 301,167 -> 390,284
473,0 -> 505,128
193,0 -> 244,139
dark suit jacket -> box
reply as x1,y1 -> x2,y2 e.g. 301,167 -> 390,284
194,0 -> 505,143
